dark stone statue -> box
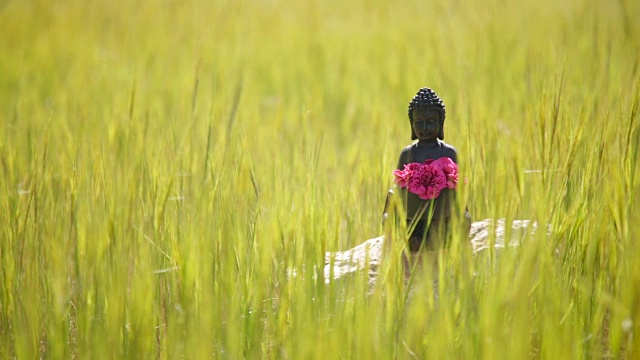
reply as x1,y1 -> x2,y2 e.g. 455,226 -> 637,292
383,87 -> 471,251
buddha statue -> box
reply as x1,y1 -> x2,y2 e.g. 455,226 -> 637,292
383,87 -> 471,251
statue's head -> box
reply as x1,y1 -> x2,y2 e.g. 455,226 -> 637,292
407,87 -> 446,141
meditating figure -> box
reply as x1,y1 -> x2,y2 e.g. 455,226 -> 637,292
383,87 -> 471,252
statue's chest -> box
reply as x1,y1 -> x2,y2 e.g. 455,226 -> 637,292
408,145 -> 443,163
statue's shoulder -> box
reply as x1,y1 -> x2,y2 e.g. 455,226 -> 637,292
396,142 -> 418,167
439,141 -> 457,153
398,142 -> 418,163
439,141 -> 458,161
400,142 -> 417,153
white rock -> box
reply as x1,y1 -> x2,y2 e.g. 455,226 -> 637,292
324,218 -> 548,284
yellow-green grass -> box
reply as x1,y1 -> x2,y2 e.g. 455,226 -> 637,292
1,0 -> 639,358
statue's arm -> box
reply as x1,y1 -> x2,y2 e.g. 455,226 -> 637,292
382,188 -> 394,225
444,146 -> 472,230
382,150 -> 408,224
396,147 -> 409,170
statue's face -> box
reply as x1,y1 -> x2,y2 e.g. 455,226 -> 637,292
412,109 -> 441,142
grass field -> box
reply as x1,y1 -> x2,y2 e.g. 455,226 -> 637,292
1,0 -> 640,358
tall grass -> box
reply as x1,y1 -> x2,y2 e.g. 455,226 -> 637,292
1,0 -> 639,357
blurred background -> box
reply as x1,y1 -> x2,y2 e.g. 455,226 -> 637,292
1,0 -> 639,358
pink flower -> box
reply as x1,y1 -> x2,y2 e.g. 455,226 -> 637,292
393,169 -> 411,188
393,163 -> 422,188
432,157 -> 459,189
407,163 -> 447,200
392,157 -> 459,198
405,163 -> 422,172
